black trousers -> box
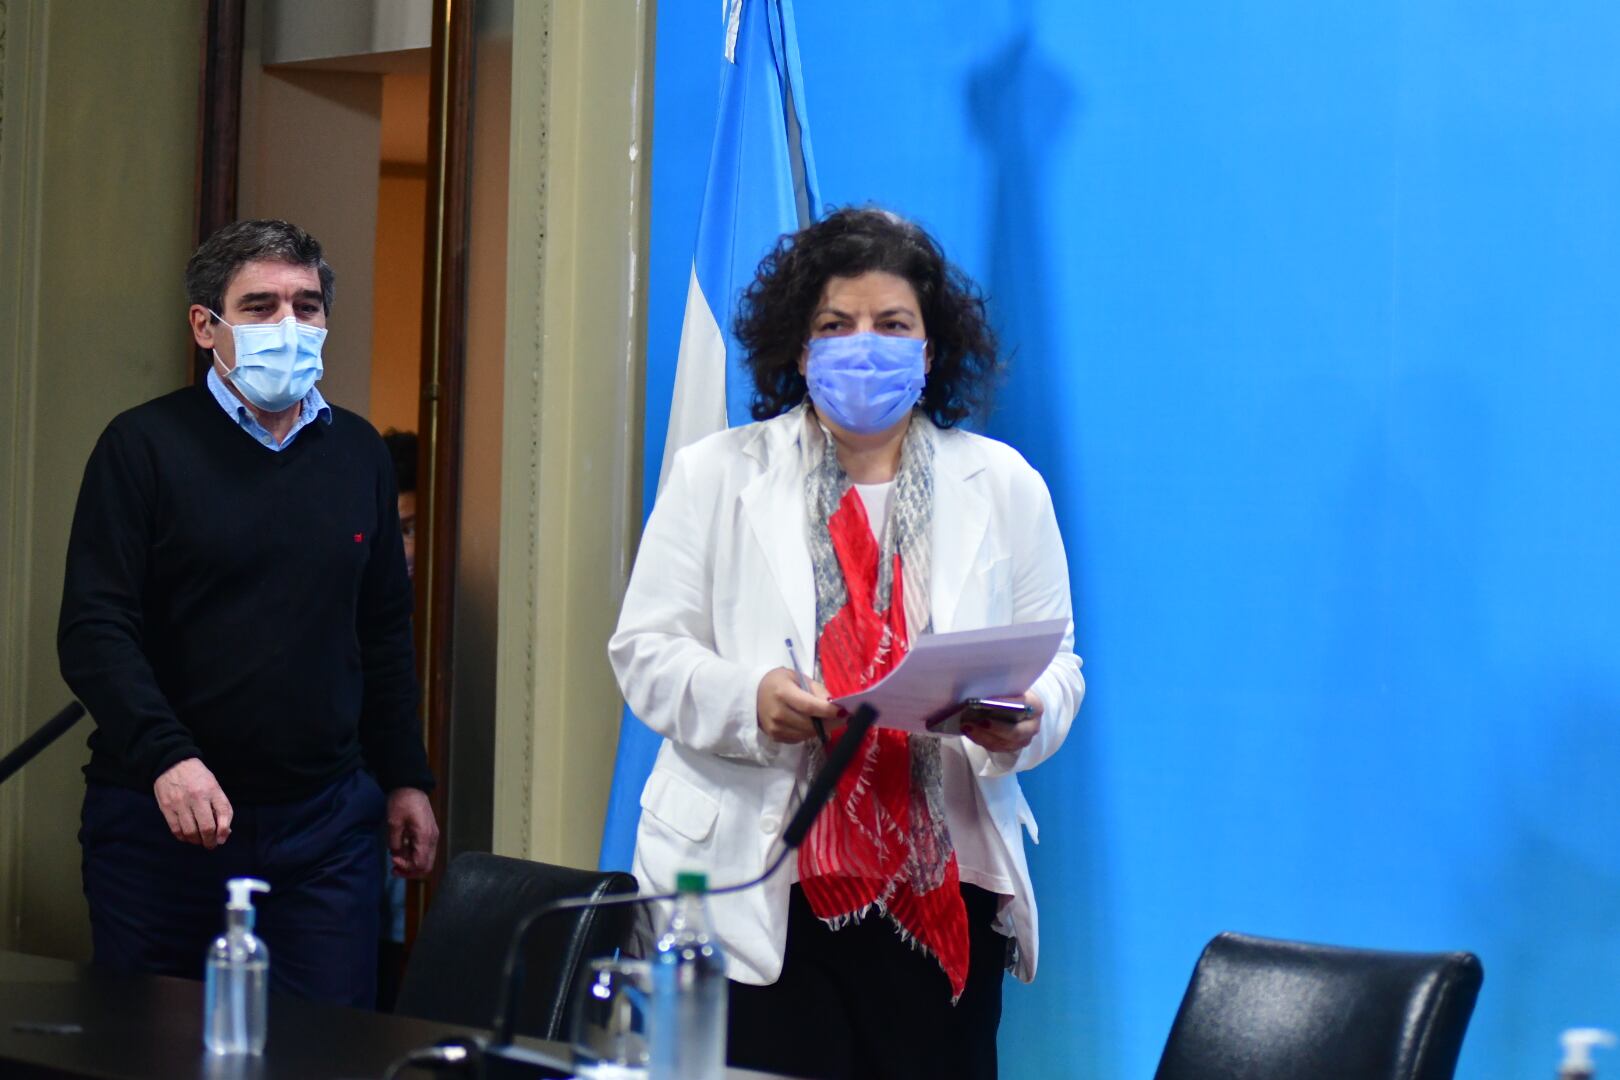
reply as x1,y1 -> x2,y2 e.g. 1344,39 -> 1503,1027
728,884 -> 1007,1080
80,768 -> 385,1007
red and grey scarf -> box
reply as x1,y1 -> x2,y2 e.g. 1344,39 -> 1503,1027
796,411 -> 970,1001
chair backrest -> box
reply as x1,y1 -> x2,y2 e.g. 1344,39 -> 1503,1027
394,852 -> 638,1042
1154,931 -> 1484,1080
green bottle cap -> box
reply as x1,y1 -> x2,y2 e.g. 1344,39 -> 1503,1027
675,870 -> 708,894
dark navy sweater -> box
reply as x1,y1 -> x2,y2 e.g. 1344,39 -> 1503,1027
58,384 -> 434,803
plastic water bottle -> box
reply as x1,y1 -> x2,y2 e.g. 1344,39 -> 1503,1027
203,877 -> 270,1055
648,870 -> 728,1080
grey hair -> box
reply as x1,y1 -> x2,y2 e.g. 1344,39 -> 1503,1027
184,219 -> 336,315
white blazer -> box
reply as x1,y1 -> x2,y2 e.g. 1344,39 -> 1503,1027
609,406 -> 1083,986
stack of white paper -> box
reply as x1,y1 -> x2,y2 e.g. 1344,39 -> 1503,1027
830,618 -> 1067,736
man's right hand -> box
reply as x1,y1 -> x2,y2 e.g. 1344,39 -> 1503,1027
153,758 -> 233,849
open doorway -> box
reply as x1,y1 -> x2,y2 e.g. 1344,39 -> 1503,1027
235,11 -> 429,424
197,0 -> 511,995
370,66 -> 430,436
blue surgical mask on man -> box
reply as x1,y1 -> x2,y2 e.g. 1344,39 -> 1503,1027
804,332 -> 926,435
210,310 -> 326,413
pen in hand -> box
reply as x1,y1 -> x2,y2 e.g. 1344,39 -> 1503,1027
784,637 -> 829,747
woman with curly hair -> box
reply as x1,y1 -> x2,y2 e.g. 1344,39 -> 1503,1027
610,207 -> 1083,1079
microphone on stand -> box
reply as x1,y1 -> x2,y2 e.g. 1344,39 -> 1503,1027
455,703 -> 879,1078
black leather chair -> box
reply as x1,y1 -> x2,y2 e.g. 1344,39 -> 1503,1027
394,853 -> 639,1041
1154,931 -> 1484,1080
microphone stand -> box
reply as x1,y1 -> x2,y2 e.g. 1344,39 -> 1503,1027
0,702 -> 85,786
423,704 -> 879,1079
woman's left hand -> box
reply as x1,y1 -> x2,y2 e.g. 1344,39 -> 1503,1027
961,691 -> 1043,754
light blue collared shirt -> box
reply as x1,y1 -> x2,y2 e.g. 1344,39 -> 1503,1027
206,366 -> 332,451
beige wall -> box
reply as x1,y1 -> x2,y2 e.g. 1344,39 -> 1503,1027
238,61 -> 382,418
492,0 -> 652,869
369,67 -> 430,437
0,0 -> 201,957
369,166 -> 427,435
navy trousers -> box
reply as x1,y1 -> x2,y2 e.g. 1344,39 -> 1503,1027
80,768 -> 385,1008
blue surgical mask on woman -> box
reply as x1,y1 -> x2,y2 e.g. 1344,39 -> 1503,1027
210,310 -> 326,413
805,332 -> 926,435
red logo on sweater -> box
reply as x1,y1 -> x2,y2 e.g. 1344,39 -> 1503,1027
353,533 -> 364,543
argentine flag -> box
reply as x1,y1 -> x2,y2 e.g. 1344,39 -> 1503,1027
599,0 -> 822,870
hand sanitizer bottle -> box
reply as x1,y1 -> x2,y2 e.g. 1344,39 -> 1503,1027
1560,1028 -> 1617,1080
204,877 -> 270,1055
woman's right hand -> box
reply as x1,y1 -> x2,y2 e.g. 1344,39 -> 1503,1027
756,668 -> 845,744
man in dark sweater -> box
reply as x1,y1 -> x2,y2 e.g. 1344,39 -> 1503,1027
58,219 -> 438,1008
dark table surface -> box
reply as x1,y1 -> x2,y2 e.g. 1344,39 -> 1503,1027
0,950 -> 781,1080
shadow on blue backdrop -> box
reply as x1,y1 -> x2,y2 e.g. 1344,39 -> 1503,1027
966,16 -> 1124,1077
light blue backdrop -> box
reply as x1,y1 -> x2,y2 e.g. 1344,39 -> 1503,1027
642,3 -> 1620,1076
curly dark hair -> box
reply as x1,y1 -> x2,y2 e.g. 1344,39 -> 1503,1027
735,207 -> 1000,427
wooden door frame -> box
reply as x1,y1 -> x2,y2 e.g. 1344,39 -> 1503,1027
410,0 -> 476,930
192,0 -> 245,383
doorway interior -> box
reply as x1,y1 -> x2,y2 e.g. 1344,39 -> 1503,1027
197,0 -> 510,943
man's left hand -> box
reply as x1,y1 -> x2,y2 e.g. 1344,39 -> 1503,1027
386,787 -> 439,878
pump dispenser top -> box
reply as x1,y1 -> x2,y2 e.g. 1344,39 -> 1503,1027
225,878 -> 269,916
1560,1028 -> 1617,1080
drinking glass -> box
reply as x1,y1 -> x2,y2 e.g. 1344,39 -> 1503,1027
570,957 -> 651,1079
